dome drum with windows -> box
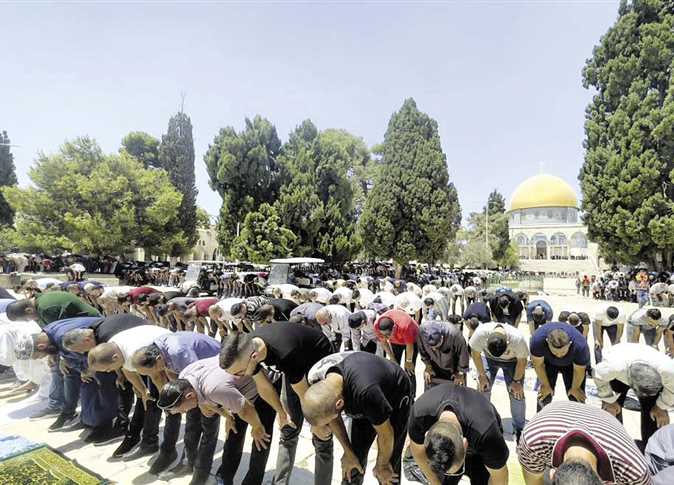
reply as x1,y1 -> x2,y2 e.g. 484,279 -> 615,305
507,174 -> 595,270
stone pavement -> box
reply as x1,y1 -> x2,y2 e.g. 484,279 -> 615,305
0,293 -> 669,484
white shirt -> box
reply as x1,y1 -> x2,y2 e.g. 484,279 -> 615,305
110,325 -> 171,371
594,343 -> 674,410
354,288 -> 374,309
268,284 -> 300,299
406,283 -> 423,298
468,322 -> 529,361
650,282 -> 669,296
395,291 -> 422,315
215,297 -> 244,320
449,284 -> 464,297
320,305 -> 352,342
332,287 -> 353,306
350,309 -> 378,348
374,291 -> 396,309
463,286 -> 477,298
99,286 -> 135,303
33,278 -> 63,291
594,304 -> 627,327
310,288 -> 333,304
628,308 -> 666,329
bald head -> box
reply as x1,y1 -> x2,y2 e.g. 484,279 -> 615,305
315,308 -> 331,325
301,379 -> 342,427
88,343 -> 123,372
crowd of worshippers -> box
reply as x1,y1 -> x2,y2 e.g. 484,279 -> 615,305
577,266 -> 674,308
1,277 -> 674,485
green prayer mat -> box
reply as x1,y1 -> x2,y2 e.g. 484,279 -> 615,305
0,444 -> 108,484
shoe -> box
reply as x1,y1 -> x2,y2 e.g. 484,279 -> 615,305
112,436 -> 140,458
30,407 -> 61,420
149,449 -> 178,475
123,443 -> 159,461
169,462 -> 193,477
48,413 -> 78,431
87,425 -> 126,445
189,470 -> 210,485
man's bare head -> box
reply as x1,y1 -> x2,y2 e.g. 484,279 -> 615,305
88,343 -> 123,372
301,379 -> 343,427
315,308 -> 331,326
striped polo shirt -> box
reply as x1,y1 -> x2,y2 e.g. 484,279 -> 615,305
517,401 -> 652,485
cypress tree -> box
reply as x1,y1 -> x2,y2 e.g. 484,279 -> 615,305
0,131 -> 18,226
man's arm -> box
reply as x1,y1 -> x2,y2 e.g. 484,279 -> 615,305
654,327 -> 663,347
150,370 -> 169,391
592,320 -> 603,348
514,357 -> 526,381
615,322 -> 625,343
252,372 -> 291,426
521,467 -> 544,485
570,364 -> 587,400
404,342 -> 415,373
409,440 -> 441,485
290,377 -> 310,400
531,356 -> 552,391
486,465 -> 509,485
372,419 -> 395,467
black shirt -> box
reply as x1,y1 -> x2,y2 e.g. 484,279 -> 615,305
489,291 -> 522,323
252,323 -> 332,384
408,383 -> 509,470
463,302 -> 491,323
268,298 -> 299,322
90,314 -> 149,343
330,352 -> 411,426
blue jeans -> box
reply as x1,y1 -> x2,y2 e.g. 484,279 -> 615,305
62,360 -> 82,417
48,361 -> 65,411
484,357 -> 526,433
637,290 -> 650,308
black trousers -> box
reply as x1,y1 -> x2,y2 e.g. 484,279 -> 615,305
160,411 -> 184,453
537,363 -> 586,411
183,407 -> 220,476
391,342 -> 418,398
119,380 -> 161,446
361,340 -> 377,354
344,382 -> 413,485
217,396 -> 276,485
442,453 -> 491,485
594,324 -> 618,364
610,379 -> 659,446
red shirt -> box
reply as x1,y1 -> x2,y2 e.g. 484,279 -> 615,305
190,298 -> 219,317
374,309 -> 419,345
128,286 -> 159,304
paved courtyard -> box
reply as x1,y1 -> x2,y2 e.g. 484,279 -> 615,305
0,292 -> 669,484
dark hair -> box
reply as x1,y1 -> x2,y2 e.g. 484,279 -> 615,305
558,311 -> 570,323
5,299 -> 34,321
219,332 -> 254,369
155,304 -> 169,317
466,316 -> 480,330
424,297 -> 435,306
425,422 -> 464,479
606,306 -> 619,320
552,461 -> 602,485
498,295 -> 509,308
351,289 -> 361,300
372,296 -> 382,304
487,333 -> 507,357
137,294 -> 149,304
328,295 -> 341,305
348,312 -> 366,329
447,314 -> 462,325
378,317 -> 394,333
647,308 -> 662,320
187,287 -> 200,298
133,344 -> 162,368
157,378 -> 193,410
547,329 -> 571,349
230,303 -> 244,317
567,313 -> 581,328
288,315 -> 307,325
629,362 -> 663,397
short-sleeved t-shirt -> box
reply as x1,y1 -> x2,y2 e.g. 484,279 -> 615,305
374,309 -> 419,345
180,356 -> 258,413
153,332 -> 220,373
128,287 -> 159,304
189,298 -> 219,317
290,302 -> 324,327
463,302 -> 491,323
328,352 -> 411,426
408,383 -> 509,470
526,300 -> 553,323
35,292 -> 101,326
629,308 -> 666,329
251,322 -> 333,384
268,298 -> 298,321
168,297 -> 197,313
109,325 -> 171,371
89,314 -> 148,343
530,323 -> 590,367
594,305 -> 627,327
43,317 -> 102,364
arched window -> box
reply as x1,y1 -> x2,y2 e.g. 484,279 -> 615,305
515,234 -> 529,246
571,232 -> 588,248
550,233 -> 567,245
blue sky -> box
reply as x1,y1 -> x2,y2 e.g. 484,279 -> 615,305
1,1 -> 619,221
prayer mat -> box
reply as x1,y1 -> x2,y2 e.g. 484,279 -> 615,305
0,444 -> 108,484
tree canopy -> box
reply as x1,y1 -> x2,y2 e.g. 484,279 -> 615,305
580,0 -> 674,268
159,112 -> 198,254
360,98 -> 461,265
0,131 -> 18,226
2,137 -> 185,255
231,203 -> 297,263
121,131 -> 160,169
204,116 -> 283,256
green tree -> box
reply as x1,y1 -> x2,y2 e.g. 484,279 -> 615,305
2,137 -> 185,255
121,131 -> 159,168
470,190 -> 511,265
0,131 -> 18,226
275,121 -> 369,264
204,116 -> 282,256
196,207 -> 212,229
231,203 -> 297,263
159,112 -> 198,254
360,98 -> 461,266
580,0 -> 674,268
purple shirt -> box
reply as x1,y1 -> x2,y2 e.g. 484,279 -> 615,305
179,356 -> 258,413
153,332 -> 221,374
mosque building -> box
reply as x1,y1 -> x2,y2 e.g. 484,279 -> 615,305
507,174 -> 602,275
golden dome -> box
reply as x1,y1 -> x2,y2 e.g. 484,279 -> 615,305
508,174 -> 578,211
